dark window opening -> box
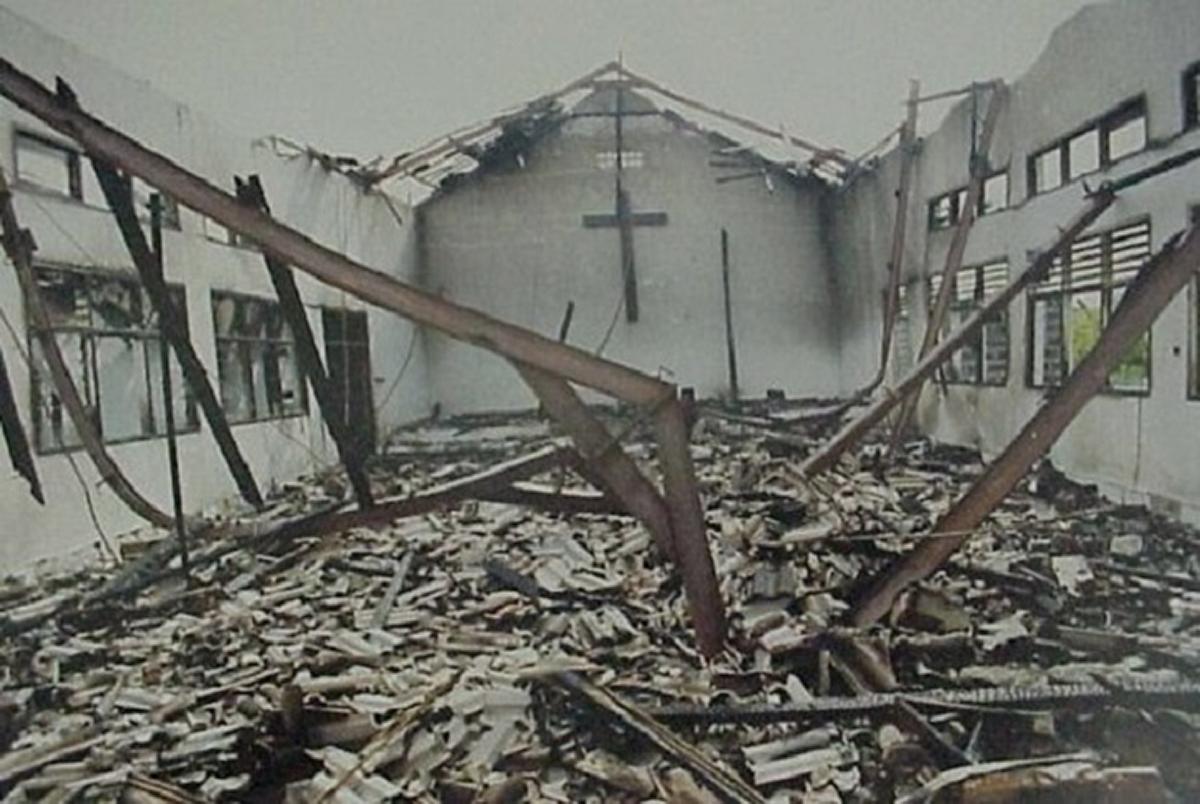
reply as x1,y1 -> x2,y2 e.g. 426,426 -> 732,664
927,169 -> 1009,231
322,308 -> 375,454
1185,62 -> 1200,130
212,291 -> 306,423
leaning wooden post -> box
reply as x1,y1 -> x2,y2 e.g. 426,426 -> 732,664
150,194 -> 190,582
0,166 -> 172,528
236,175 -> 374,510
800,189 -> 1117,479
872,79 -> 921,391
852,221 -> 1200,626
0,342 -> 42,503
91,160 -> 264,509
889,81 -> 1005,447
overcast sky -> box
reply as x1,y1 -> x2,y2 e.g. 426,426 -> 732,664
3,1 -> 1095,161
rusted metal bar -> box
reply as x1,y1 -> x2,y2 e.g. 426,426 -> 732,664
150,195 -> 189,581
800,189 -> 1117,479
654,397 -> 728,657
872,80 -> 920,392
0,342 -> 42,503
0,61 -> 669,407
236,174 -> 374,510
91,159 -> 263,508
513,362 -> 676,560
852,222 -> 1200,626
0,165 -> 172,528
889,82 -> 1005,448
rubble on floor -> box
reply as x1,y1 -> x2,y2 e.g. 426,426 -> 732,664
3,405 -> 1200,802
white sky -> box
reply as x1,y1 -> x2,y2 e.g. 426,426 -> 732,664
2,0 -> 1095,161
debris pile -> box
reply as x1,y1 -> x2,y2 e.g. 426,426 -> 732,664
3,408 -> 1200,801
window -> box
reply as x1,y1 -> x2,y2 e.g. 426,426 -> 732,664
928,260 -> 1009,386
212,292 -> 305,423
1027,219 -> 1152,393
1185,62 -> 1200,130
13,131 -> 180,226
1027,98 -> 1148,198
1188,205 -> 1200,401
323,308 -> 376,452
28,265 -> 197,453
596,150 -> 644,169
928,170 -> 1009,231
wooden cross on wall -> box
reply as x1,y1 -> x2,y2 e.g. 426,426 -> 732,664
580,82 -> 668,323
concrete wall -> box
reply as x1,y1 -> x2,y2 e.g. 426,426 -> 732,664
833,0 -> 1200,522
418,90 -> 840,412
0,7 -> 429,568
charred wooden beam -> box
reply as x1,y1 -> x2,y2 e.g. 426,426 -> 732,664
799,189 -> 1117,479
0,343 -> 42,503
0,61 -> 668,407
872,80 -> 920,393
852,221 -> 1200,626
514,363 -> 676,560
91,159 -> 263,509
236,174 -> 373,510
889,82 -> 1005,448
0,166 -> 172,528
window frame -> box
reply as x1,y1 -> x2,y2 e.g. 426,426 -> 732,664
1188,205 -> 1200,401
927,259 -> 1010,387
13,128 -> 182,228
1025,217 -> 1153,396
1026,96 -> 1149,199
927,168 -> 1010,231
28,262 -> 199,455
211,289 -> 308,425
1185,61 -> 1200,131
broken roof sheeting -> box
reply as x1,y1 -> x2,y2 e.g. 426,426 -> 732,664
354,61 -> 852,196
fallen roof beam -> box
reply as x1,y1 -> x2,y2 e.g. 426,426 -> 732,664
0,165 -> 172,528
889,82 -> 1005,450
91,160 -> 264,509
617,65 -> 851,168
264,441 -> 575,543
0,61 -> 669,407
479,482 -> 625,515
851,220 -> 1200,626
0,341 -> 42,503
799,188 -> 1117,479
236,174 -> 373,510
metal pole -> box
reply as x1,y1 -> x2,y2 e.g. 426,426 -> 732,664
151,194 -> 189,583
720,228 -> 739,399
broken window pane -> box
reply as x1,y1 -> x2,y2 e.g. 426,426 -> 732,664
928,194 -> 955,230
1067,128 -> 1100,180
981,171 -> 1008,215
1032,147 -> 1062,194
212,291 -> 307,424
28,265 -> 197,452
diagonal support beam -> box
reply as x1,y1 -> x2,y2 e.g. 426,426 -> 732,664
851,221 -> 1200,626
800,189 -> 1117,479
235,174 -> 374,510
91,160 -> 264,509
0,342 -> 42,503
514,363 -> 728,656
0,166 -> 172,527
0,61 -> 669,407
889,82 -> 1005,448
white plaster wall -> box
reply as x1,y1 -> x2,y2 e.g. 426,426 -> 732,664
0,7 -> 429,569
418,98 -> 840,413
832,0 -> 1200,522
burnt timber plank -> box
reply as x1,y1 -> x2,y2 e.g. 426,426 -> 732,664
236,175 -> 373,510
91,160 -> 263,509
852,221 -> 1200,626
0,165 -> 172,527
0,343 -> 42,503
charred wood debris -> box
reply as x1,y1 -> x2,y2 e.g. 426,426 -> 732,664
3,401 -> 1200,803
